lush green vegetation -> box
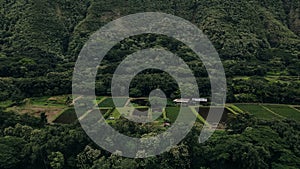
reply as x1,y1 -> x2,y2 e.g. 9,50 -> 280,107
264,105 -> 300,121
234,104 -> 300,121
98,97 -> 128,107
235,104 -> 278,120
0,0 -> 299,104
1,0 -> 300,168
165,107 -> 201,123
165,107 -> 180,123
1,109 -> 300,169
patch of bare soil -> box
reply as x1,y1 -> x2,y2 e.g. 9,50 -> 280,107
18,106 -> 64,123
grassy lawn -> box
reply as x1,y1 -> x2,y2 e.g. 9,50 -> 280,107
96,96 -> 105,101
165,107 -> 198,123
98,97 -> 128,107
264,105 -> 300,120
226,104 -> 242,114
235,104 -> 278,120
165,107 -> 179,123
111,108 -> 122,119
31,95 -> 69,107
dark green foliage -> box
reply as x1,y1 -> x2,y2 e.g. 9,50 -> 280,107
0,136 -> 27,169
0,0 -> 299,104
0,0 -> 300,168
0,110 -> 41,129
165,107 -> 180,123
226,113 -> 257,134
1,109 -> 300,169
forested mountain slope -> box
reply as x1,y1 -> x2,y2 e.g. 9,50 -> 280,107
0,0 -> 299,103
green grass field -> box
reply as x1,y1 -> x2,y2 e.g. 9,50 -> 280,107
31,95 -> 69,107
6,94 -> 300,124
98,97 -> 128,107
165,107 -> 179,123
264,105 -> 300,121
165,107 -> 198,123
235,104 -> 278,120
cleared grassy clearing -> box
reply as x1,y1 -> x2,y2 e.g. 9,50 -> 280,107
98,97 -> 128,107
264,105 -> 300,120
31,95 -> 69,107
130,99 -> 149,107
165,107 -> 179,123
226,104 -> 242,114
165,107 -> 198,123
235,104 -> 278,120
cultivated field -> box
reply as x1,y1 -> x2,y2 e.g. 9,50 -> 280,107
4,95 -> 300,125
235,104 -> 279,120
235,104 -> 300,121
98,97 -> 128,107
264,105 -> 300,121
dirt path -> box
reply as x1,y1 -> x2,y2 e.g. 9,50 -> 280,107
289,106 -> 300,113
78,109 -> 93,121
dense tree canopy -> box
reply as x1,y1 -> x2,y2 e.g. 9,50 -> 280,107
0,0 -> 299,104
0,109 -> 300,169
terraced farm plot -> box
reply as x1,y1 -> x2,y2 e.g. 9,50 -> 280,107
75,106 -> 92,117
31,95 -> 69,106
165,107 -> 197,123
96,96 -> 105,101
100,109 -> 110,116
132,108 -> 149,117
111,109 -> 122,119
80,109 -> 103,124
165,107 -> 179,123
235,104 -> 277,120
197,107 -> 232,123
130,99 -> 149,107
264,105 -> 300,120
98,98 -> 128,107
53,108 -> 77,124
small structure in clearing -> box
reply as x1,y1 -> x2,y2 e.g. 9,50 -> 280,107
173,98 -> 208,105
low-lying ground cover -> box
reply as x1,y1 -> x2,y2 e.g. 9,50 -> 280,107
264,105 -> 300,121
98,97 -> 128,107
235,104 -> 278,120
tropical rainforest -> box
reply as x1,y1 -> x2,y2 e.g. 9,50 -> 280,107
0,0 -> 300,168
